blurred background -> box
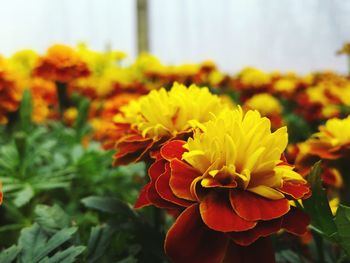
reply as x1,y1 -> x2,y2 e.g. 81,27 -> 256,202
0,0 -> 349,73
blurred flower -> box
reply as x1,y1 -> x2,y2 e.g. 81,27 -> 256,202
136,108 -> 310,262
33,44 -> 90,82
244,93 -> 283,129
63,107 -> 78,126
112,83 -> 226,165
0,57 -> 22,124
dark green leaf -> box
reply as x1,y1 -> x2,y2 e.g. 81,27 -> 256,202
35,204 -> 70,233
81,196 -> 137,218
334,205 -> 350,258
303,162 -> 338,239
0,245 -> 21,263
38,246 -> 85,263
87,225 -> 116,263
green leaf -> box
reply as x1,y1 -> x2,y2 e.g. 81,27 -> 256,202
18,223 -> 78,263
87,225 -> 116,263
81,196 -> 137,218
303,162 -> 338,239
18,223 -> 48,263
32,227 -> 78,262
35,205 -> 70,234
38,246 -> 85,263
19,89 -> 33,132
334,205 -> 350,258
13,184 -> 34,207
0,245 -> 21,263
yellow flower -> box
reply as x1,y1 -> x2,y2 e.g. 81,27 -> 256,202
114,83 -> 225,139
244,93 -> 282,116
183,107 -> 305,200
273,79 -> 297,93
317,116 -> 350,147
239,67 -> 271,88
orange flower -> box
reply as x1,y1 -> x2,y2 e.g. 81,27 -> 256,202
136,108 -> 310,263
112,83 -> 226,165
33,44 -> 90,82
0,58 -> 22,124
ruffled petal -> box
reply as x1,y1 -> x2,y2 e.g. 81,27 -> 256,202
160,140 -> 187,161
170,159 -> 201,201
281,207 -> 310,235
229,218 -> 282,246
200,191 -> 256,232
230,190 -> 290,221
279,181 -> 311,199
156,164 -> 193,207
165,204 -> 228,263
134,184 -> 151,208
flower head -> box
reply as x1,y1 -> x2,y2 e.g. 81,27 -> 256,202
136,108 -> 310,262
112,83 -> 226,165
33,44 -> 90,82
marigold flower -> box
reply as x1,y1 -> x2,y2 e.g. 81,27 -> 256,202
301,116 -> 350,160
244,93 -> 283,129
33,44 -> 90,82
112,83 -> 226,165
0,58 -> 22,124
136,108 -> 310,263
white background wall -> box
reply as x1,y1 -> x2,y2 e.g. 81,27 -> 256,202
0,0 -> 349,73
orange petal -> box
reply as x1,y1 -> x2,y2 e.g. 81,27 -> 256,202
147,160 -> 179,209
156,164 -> 193,207
170,159 -> 201,201
160,140 -> 187,161
230,190 -> 290,221
279,181 -> 311,199
113,138 -> 154,165
229,218 -> 282,246
223,238 -> 276,263
281,207 -> 310,236
134,184 -> 151,208
165,204 -> 228,263
200,191 -> 256,232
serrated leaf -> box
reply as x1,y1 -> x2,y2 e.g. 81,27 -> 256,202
334,205 -> 350,258
0,245 -> 21,263
32,227 -> 78,262
81,196 -> 137,218
87,225 -> 116,263
13,184 -> 34,207
35,204 -> 70,233
18,223 -> 48,263
38,246 -> 85,263
303,162 -> 338,238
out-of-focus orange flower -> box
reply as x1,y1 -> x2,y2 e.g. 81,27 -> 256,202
0,58 -> 22,124
136,108 -> 310,263
0,182 -> 3,205
33,44 -> 90,82
30,78 -> 58,123
112,83 -> 226,165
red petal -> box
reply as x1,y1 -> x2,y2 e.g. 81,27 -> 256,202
279,181 -> 311,199
223,238 -> 276,263
200,191 -> 256,232
282,207 -> 310,236
169,159 -> 201,201
113,138 -> 154,165
165,204 -> 228,263
230,190 -> 290,221
148,160 -> 179,209
229,218 -> 282,246
160,140 -> 187,161
156,164 -> 193,207
134,184 -> 151,208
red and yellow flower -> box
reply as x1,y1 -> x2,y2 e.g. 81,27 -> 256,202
136,108 -> 310,263
33,44 -> 90,82
0,57 -> 22,124
112,83 -> 226,165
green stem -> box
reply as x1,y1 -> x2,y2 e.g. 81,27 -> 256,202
56,82 -> 69,114
313,230 -> 325,263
